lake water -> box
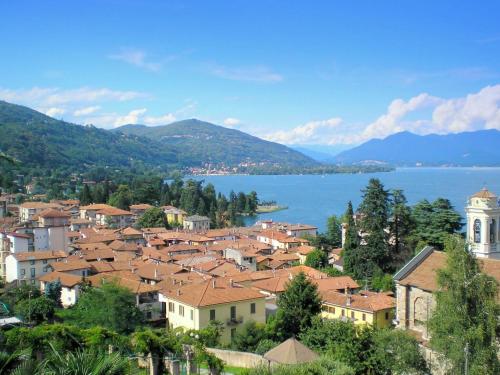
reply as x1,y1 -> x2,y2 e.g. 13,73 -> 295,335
193,168 -> 500,232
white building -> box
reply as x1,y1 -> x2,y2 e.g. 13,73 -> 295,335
465,188 -> 500,260
33,209 -> 70,252
183,215 -> 210,232
0,232 -> 31,279
19,202 -> 61,223
5,250 -> 67,285
39,271 -> 82,307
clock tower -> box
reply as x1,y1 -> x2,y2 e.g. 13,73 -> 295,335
465,188 -> 500,259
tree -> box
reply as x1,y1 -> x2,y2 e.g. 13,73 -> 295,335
79,184 -> 93,206
44,280 -> 62,307
304,249 -> 328,269
409,198 -> 462,250
275,272 -> 321,338
389,189 -> 414,269
357,178 -> 390,276
108,185 -> 132,210
371,329 -> 429,375
137,207 -> 168,229
40,346 -> 132,375
343,201 -> 361,278
326,215 -> 342,248
232,320 -> 266,352
61,283 -> 144,334
132,328 -> 179,375
428,235 -> 500,375
15,296 -> 55,325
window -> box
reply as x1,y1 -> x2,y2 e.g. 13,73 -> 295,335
42,260 -> 47,264
43,267 -> 48,272
20,269 -> 25,276
250,303 -> 256,314
30,268 -> 36,278
341,309 -> 345,317
350,311 -> 355,319
210,309 -> 216,321
30,260 -> 35,265
179,305 -> 184,317
168,302 -> 175,313
146,311 -> 152,320
474,219 -> 481,243
190,309 -> 194,321
230,306 -> 236,320
490,219 -> 496,243
385,312 -> 390,320
362,313 -> 366,321
231,328 -> 236,340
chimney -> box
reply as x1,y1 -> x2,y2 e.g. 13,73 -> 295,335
346,294 -> 352,306
176,289 -> 181,296
154,268 -> 158,279
179,280 -> 183,286
229,279 -> 234,287
212,279 -> 216,288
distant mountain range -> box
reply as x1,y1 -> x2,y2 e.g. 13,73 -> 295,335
334,130 -> 500,166
112,120 -> 316,167
0,101 -> 316,172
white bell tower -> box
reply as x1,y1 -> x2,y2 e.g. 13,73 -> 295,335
465,188 -> 500,259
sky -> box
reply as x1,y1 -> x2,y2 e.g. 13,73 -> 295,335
1,1 -> 500,148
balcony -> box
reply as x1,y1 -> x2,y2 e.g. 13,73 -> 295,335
226,316 -> 243,326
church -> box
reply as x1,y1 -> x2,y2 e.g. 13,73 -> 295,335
465,187 -> 500,260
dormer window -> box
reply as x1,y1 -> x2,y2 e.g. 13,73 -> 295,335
474,219 -> 481,243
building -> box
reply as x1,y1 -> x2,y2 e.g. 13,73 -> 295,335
19,202 -> 61,223
160,278 -> 266,344
94,207 -> 134,228
162,206 -> 187,225
320,290 -> 395,328
130,204 -> 154,218
465,188 -> 500,259
34,209 -> 71,252
393,246 -> 500,340
5,250 -> 67,285
224,247 -> 258,271
39,271 -> 83,307
0,232 -> 30,279
183,215 -> 210,232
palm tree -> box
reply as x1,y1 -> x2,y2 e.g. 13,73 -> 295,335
39,346 -> 132,375
0,350 -> 35,375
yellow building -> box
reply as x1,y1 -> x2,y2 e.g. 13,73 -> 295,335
160,278 -> 266,344
320,290 -> 395,328
162,206 -> 187,226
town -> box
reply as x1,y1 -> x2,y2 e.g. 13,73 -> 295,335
0,180 -> 498,375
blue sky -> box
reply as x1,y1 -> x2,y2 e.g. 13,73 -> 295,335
1,1 -> 500,147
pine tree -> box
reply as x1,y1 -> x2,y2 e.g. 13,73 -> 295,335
275,272 -> 321,338
358,178 -> 390,276
428,235 -> 500,375
79,184 -> 92,206
389,189 -> 414,269
343,201 -> 360,277
326,215 -> 342,248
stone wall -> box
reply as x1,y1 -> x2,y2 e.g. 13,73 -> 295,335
206,348 -> 267,368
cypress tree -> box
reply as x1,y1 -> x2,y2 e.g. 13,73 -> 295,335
80,184 -> 92,205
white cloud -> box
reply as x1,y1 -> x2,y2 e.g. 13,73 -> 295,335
109,48 -> 166,72
264,118 -> 343,145
223,117 -> 241,127
113,108 -> 148,127
360,93 -> 443,140
45,107 -> 65,117
210,64 -> 283,82
0,86 -> 146,107
73,106 -> 101,116
143,113 -> 176,125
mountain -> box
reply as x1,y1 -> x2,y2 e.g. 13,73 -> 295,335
113,119 -> 317,167
334,130 -> 500,166
292,144 -> 353,162
0,101 -> 316,172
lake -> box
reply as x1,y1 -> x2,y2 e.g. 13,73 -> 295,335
193,168 -> 500,232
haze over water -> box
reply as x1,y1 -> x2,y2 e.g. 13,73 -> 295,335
194,168 -> 500,232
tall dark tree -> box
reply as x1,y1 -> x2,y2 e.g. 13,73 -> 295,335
389,189 -> 414,269
107,185 -> 132,210
428,235 -> 500,375
136,207 -> 168,229
79,184 -> 93,206
326,214 -> 342,248
357,178 -> 390,276
343,201 -> 361,278
274,272 -> 321,339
